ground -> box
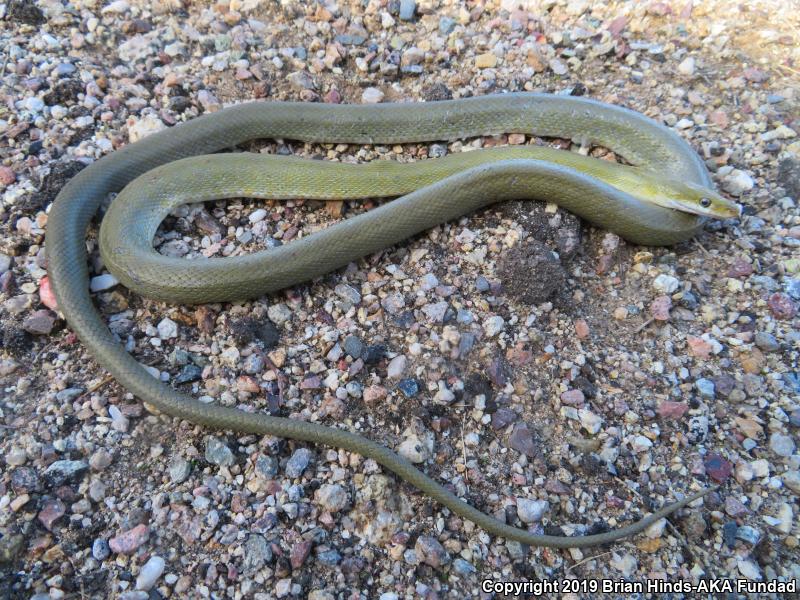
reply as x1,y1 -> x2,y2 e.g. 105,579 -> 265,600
0,0 -> 799,598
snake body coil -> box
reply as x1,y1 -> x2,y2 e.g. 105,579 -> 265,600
47,93 -> 714,548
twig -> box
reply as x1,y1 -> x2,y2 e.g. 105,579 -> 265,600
566,551 -> 613,572
76,375 -> 115,400
693,237 -> 711,257
460,411 -> 470,492
633,318 -> 654,333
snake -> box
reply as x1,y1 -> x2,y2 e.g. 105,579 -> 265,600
46,93 -> 738,549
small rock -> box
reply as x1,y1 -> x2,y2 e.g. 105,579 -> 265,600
92,539 -> 110,561
483,315 -> 505,337
362,87 -> 384,104
516,498 -> 549,523
267,303 -> 292,325
157,317 -> 178,339
286,448 -> 312,478
737,559 -> 762,581
44,460 -> 88,487
754,332 -> 780,352
290,540 -> 313,569
90,273 -> 118,292
650,295 -> 672,321
653,274 -> 680,293
205,437 -> 235,466
579,408 -> 603,435
128,114 -> 166,143
658,401 -> 688,419
315,484 -> 349,512
22,309 -> 56,335
38,498 -> 65,530
109,524 -> 149,555
242,534 -> 272,572
399,0 -> 416,20
168,457 -> 191,483
704,453 -> 732,483
0,167 -> 16,185
397,437 -> 427,463
386,355 -> 407,378
695,378 -> 715,399
768,293 -> 796,320
335,284 -> 361,305
475,53 -> 497,68
508,422 -> 536,457
721,169 -> 754,195
770,433 -> 796,458
677,56 -> 695,75
397,378 -> 419,397
135,556 -> 165,591
414,535 -> 450,568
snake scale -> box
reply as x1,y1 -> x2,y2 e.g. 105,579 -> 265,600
47,93 -> 734,548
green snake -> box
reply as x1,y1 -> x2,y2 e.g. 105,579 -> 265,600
47,93 -> 737,548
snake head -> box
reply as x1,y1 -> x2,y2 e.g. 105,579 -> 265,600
646,177 -> 742,219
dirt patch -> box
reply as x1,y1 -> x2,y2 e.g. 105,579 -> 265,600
497,238 -> 569,306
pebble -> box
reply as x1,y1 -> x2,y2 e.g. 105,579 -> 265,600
335,284 -> 361,305
90,273 -> 118,292
704,453 -> 732,483
770,433 -> 796,458
754,331 -> 780,352
243,534 -> 272,572
205,437 -> 235,466
92,539 -> 110,561
22,309 -> 56,335
414,536 -> 450,568
109,524 -> 149,555
362,87 -> 384,104
397,378 -> 419,397
386,355 -> 407,378
38,499 -> 65,530
508,423 -> 536,456
397,437 -> 427,463
677,56 -> 695,75
653,274 -> 680,294
135,556 -> 165,591
482,315 -> 505,337
44,460 -> 88,487
399,0 -> 416,21
650,295 -> 672,321
168,457 -> 191,483
721,169 -> 755,195
516,498 -> 548,523
157,317 -> 178,339
695,378 -> 715,399
128,113 -> 166,142
315,484 -> 349,512
286,448 -> 312,478
267,303 -> 292,325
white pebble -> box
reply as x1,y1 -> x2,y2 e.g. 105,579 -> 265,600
157,318 -> 178,339
90,273 -> 118,292
249,208 -> 267,223
653,274 -> 680,293
386,355 -> 407,379
136,556 -> 165,590
362,87 -> 385,104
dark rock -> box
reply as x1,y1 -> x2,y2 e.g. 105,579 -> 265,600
174,364 -> 202,384
44,460 -> 88,487
7,0 -> 45,24
778,156 -> 800,199
722,521 -> 738,548
508,423 -> 536,457
397,378 -> 419,398
343,335 -> 364,359
704,453 -> 732,483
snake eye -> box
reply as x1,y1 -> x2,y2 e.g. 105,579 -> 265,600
700,197 -> 711,208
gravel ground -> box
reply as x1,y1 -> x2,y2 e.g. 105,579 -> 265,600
1,0 -> 799,598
